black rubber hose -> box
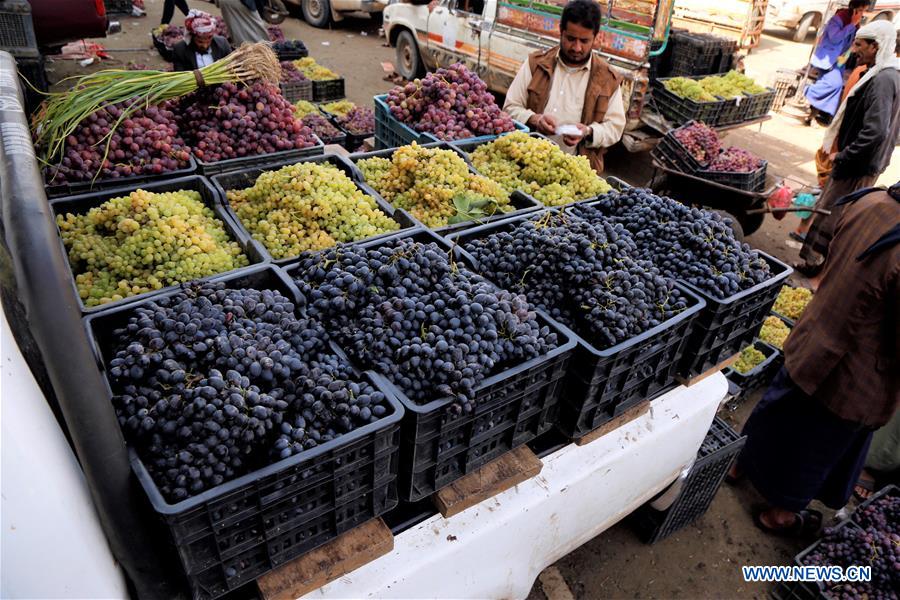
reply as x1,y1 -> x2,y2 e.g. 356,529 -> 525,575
0,51 -> 185,600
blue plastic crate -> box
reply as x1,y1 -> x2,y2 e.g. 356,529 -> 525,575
373,94 -> 430,150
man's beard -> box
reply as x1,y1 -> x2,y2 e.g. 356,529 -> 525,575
560,48 -> 591,66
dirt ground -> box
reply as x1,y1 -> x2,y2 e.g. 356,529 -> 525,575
39,5 -> 890,598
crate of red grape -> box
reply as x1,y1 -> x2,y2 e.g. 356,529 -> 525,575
698,148 -> 767,192
373,94 -> 431,149
379,63 -> 528,149
209,154 -> 416,264
349,141 -> 542,234
41,101 -> 198,198
575,190 -> 792,379
448,209 -> 706,439
278,60 -> 312,103
50,176 -> 265,313
852,485 -> 899,531
658,121 -> 720,174
454,132 -> 613,207
151,24 -> 185,61
178,81 -> 324,176
319,100 -> 375,152
284,229 -> 576,501
292,100 -> 346,146
83,264 -> 404,600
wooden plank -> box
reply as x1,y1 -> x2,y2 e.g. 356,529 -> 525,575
257,518 -> 393,600
675,352 -> 740,388
433,446 -> 543,518
574,399 -> 650,447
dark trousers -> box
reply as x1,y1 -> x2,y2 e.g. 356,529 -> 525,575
161,0 -> 191,24
737,367 -> 873,512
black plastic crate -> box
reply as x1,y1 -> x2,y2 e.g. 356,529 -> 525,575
279,79 -> 312,103
209,153 -> 417,264
717,95 -> 753,126
283,229 -> 577,502
0,0 -> 38,56
104,0 -> 134,15
658,121 -> 713,171
723,339 -> 780,394
678,252 -> 791,378
448,211 -> 707,438
312,78 -> 345,102
194,136 -> 324,177
50,175 -> 266,315
320,108 -> 374,153
698,160 -> 768,193
44,154 -> 198,199
15,54 -> 46,116
83,265 -> 403,600
347,142 -> 542,235
273,41 -> 308,61
631,417 -> 746,543
651,78 -> 724,126
744,88 -> 777,120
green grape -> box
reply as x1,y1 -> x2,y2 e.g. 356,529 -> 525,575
664,77 -> 717,102
772,286 -> 813,320
469,131 -> 611,206
698,71 -> 767,99
226,162 -> 399,259
56,189 -> 249,307
357,143 -> 509,228
293,57 -> 339,81
321,100 -> 356,117
293,100 -> 318,118
733,345 -> 766,374
759,316 -> 791,350
721,70 -> 766,95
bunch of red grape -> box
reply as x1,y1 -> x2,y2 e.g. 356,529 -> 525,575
279,61 -> 308,83
805,525 -> 899,598
155,24 -> 185,49
301,113 -> 343,141
335,107 -> 374,136
855,493 -> 899,535
671,122 -> 720,164
43,102 -> 192,185
267,25 -> 285,42
176,81 -> 317,163
708,146 -> 763,173
386,63 -> 516,141
213,16 -> 229,40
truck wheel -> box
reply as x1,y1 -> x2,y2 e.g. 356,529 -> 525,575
302,0 -> 331,28
396,30 -> 424,80
792,12 -> 816,42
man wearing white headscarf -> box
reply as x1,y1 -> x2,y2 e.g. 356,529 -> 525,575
172,10 -> 232,72
796,20 -> 900,276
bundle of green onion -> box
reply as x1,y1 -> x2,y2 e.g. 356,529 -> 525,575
33,42 -> 281,164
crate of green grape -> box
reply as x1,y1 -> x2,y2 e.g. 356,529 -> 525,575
723,340 -> 780,395
652,77 -> 725,126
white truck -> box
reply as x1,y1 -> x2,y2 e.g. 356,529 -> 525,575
382,0 -> 676,131
286,0 -> 388,28
766,0 -> 900,41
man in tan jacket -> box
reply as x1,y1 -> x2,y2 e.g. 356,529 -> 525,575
503,0 -> 626,172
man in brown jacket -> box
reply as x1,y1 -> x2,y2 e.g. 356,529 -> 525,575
503,0 -> 626,173
731,184 -> 900,536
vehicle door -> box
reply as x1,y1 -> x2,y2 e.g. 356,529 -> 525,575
427,0 -> 489,71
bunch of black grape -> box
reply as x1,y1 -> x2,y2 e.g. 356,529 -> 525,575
855,494 -> 900,535
585,189 -> 772,299
671,122 -> 720,164
106,282 -> 390,502
386,63 -> 515,141
176,81 -> 317,163
465,213 -> 687,349
806,525 -> 900,598
273,40 -> 307,56
291,238 -> 558,413
708,147 -> 763,173
43,102 -> 192,185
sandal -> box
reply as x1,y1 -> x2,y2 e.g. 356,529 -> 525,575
853,474 -> 876,502
753,507 -> 823,538
790,261 -> 822,278
789,232 -> 807,243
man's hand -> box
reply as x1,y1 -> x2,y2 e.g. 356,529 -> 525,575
829,151 -> 838,162
562,123 -> 591,147
528,113 -> 558,136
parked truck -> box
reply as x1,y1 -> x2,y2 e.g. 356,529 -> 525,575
286,0 -> 389,27
382,0 -> 675,131
766,0 -> 900,42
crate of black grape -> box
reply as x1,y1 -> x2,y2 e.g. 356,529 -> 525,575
347,142 -> 542,235
279,79 -> 313,103
449,210 -> 706,439
209,153 -> 417,264
84,264 -> 404,600
312,78 -> 345,103
273,40 -> 308,60
282,229 -> 577,501
373,94 -> 432,149
50,176 -> 266,315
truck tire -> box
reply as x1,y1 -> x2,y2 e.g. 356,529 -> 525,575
792,12 -> 816,42
396,30 -> 424,80
302,0 -> 331,28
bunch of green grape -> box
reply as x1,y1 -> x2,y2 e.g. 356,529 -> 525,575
357,143 -> 510,228
664,77 -> 717,102
699,76 -> 743,99
227,162 -> 399,259
293,57 -> 339,81
469,131 -> 611,206
759,316 -> 791,350
733,345 -> 767,374
721,70 -> 766,95
293,100 -> 319,118
57,189 -> 249,307
320,100 -> 355,117
772,286 -> 813,320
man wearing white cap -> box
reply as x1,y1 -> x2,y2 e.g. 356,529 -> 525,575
796,20 -> 900,276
